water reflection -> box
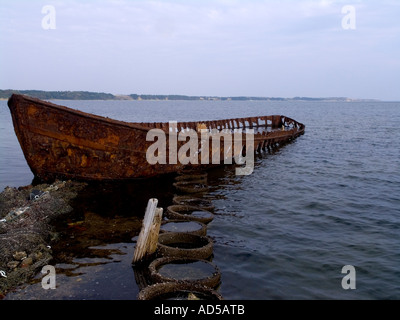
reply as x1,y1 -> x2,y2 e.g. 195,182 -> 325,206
5,142 -> 295,300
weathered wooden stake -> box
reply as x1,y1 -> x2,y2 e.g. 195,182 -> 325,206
133,199 -> 163,264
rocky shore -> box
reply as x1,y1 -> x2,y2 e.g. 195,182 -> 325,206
0,180 -> 86,298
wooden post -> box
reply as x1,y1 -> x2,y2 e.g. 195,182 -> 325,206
146,207 -> 163,255
133,199 -> 163,264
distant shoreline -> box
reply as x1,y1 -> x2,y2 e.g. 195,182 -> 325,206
0,89 -> 382,102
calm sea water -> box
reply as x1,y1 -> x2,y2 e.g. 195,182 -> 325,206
1,99 -> 399,300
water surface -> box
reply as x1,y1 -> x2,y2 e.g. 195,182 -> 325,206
1,99 -> 399,299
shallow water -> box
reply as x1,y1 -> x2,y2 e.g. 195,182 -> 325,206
160,221 -> 203,233
158,260 -> 217,281
1,99 -> 399,300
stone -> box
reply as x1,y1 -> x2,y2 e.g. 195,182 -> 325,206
32,251 -> 43,261
20,257 -> 33,268
13,251 -> 27,261
7,261 -> 20,269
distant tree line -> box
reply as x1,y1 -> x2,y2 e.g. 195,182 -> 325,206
0,90 -> 115,100
128,94 -> 288,101
130,94 -> 203,100
0,89 -> 359,102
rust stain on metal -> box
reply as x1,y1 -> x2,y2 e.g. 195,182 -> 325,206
7,94 -> 305,182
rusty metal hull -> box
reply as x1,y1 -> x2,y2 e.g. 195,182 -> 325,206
7,94 -> 305,182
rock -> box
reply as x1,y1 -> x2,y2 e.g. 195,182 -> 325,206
7,261 -> 20,269
13,251 -> 27,261
21,257 -> 33,268
31,251 -> 43,262
0,180 -> 86,296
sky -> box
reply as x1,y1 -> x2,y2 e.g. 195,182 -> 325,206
0,0 -> 399,100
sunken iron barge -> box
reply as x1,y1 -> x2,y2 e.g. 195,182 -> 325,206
7,94 -> 305,182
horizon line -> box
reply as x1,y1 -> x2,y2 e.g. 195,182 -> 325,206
0,89 -> 391,102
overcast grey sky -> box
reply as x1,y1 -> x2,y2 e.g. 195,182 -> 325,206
1,0 -> 399,100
